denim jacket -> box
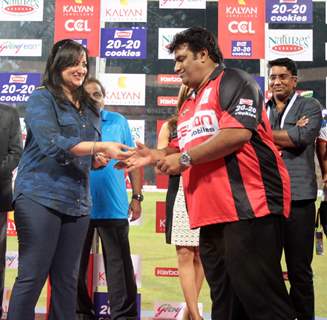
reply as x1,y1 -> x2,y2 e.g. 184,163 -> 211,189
14,87 -> 100,216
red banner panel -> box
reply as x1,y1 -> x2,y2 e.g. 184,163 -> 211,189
54,0 -> 100,57
218,0 -> 265,59
7,212 -> 16,237
156,120 -> 169,188
156,201 -> 166,233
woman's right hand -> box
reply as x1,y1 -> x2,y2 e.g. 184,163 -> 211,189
102,142 -> 135,160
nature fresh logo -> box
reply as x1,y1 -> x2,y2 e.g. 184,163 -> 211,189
269,33 -> 309,54
0,0 -> 40,14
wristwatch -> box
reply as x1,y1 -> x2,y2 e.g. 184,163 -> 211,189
132,194 -> 144,202
179,151 -> 192,167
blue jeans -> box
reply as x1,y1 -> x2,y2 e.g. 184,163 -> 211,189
7,194 -> 90,320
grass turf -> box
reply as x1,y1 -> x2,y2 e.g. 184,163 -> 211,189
4,192 -> 327,316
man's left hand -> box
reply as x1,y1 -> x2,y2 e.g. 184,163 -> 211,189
129,199 -> 141,221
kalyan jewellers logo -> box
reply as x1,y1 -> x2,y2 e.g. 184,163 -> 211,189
0,0 -> 40,14
269,34 -> 309,54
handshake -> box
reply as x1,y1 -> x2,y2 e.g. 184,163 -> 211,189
109,141 -> 187,176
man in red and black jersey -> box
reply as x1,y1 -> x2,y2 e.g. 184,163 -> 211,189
121,28 -> 295,320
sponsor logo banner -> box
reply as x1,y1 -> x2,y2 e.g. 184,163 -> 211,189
266,29 -> 313,61
0,0 -> 44,21
99,73 -> 146,106
101,0 -> 147,22
154,302 -> 203,319
100,27 -> 147,59
128,119 -> 145,144
155,267 -> 179,277
266,0 -> 312,24
0,72 -> 41,105
7,211 -> 16,236
93,254 -> 141,288
157,96 -> 178,107
0,39 -> 42,56
94,292 -> 141,320
218,0 -> 265,59
6,251 -> 18,269
178,109 -> 219,149
157,74 -> 182,86
54,0 -> 100,57
159,0 -> 206,9
158,28 -> 186,60
156,201 -> 166,233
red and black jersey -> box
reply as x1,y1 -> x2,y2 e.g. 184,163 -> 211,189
176,66 -> 291,228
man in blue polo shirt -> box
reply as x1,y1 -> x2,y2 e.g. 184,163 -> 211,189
76,78 -> 143,320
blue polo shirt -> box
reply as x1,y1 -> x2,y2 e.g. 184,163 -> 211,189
90,110 -> 134,220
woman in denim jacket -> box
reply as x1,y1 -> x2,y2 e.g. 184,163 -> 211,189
7,39 -> 132,320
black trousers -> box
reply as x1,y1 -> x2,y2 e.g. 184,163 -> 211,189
200,215 -> 296,320
284,200 -> 315,320
0,212 -> 7,319
7,195 -> 90,320
77,219 -> 138,320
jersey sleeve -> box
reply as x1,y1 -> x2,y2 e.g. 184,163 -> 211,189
218,68 -> 263,131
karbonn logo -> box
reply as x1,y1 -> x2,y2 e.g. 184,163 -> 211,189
64,19 -> 90,32
228,21 -> 255,34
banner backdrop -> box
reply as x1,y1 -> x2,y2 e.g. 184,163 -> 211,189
218,0 -> 265,59
100,27 -> 147,59
0,72 -> 41,105
54,0 -> 100,57
266,29 -> 313,61
101,0 -> 147,22
98,73 -> 146,106
266,0 -> 312,24
0,0 -> 44,21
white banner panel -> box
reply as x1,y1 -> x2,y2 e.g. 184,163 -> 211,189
0,0 -> 44,21
101,0 -> 147,22
266,29 -> 313,61
159,0 -> 206,9
0,39 -> 42,56
99,73 -> 146,106
5,251 -> 18,269
158,28 -> 186,60
128,119 -> 145,144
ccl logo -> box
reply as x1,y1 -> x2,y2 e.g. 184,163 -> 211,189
228,21 -> 255,34
64,19 -> 91,32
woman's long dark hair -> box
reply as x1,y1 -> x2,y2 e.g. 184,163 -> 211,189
168,84 -> 191,134
42,39 -> 98,115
